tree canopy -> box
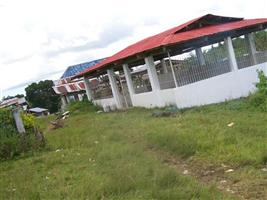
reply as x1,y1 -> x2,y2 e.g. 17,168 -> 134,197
25,80 -> 60,113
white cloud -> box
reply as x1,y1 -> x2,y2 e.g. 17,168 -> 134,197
0,0 -> 266,98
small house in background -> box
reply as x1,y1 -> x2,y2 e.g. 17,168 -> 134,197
52,58 -> 105,110
0,97 -> 28,110
28,107 -> 49,117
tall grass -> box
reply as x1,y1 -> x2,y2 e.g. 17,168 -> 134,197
0,109 -> 233,199
1,83 -> 267,198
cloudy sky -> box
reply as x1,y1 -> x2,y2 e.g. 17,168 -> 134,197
0,0 -> 266,98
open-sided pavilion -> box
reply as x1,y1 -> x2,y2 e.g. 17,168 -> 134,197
73,14 -> 267,110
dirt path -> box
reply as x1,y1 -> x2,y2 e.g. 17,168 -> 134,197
146,146 -> 267,200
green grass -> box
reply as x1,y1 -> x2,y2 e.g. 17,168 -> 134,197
149,100 -> 267,166
1,98 -> 266,199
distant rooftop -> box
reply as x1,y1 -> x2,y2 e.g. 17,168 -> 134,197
60,58 -> 105,79
29,107 -> 48,113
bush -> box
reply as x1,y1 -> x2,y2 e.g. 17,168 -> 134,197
21,112 -> 36,130
248,70 -> 267,111
0,108 -> 17,137
67,99 -> 100,114
0,108 -> 45,160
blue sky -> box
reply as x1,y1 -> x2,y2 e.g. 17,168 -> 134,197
0,0 -> 266,99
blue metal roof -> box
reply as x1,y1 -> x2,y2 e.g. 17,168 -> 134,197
60,58 -> 105,79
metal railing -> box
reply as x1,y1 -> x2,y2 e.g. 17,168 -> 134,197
232,30 -> 267,69
254,29 -> 267,65
158,41 -> 231,88
92,81 -> 113,100
90,30 -> 266,97
157,31 -> 267,90
232,35 -> 255,69
132,70 -> 152,94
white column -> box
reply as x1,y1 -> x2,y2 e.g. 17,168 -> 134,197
224,37 -> 238,71
145,56 -> 161,91
195,48 -> 205,66
245,33 -> 257,65
167,52 -> 178,88
12,107 -> 26,134
61,95 -> 67,108
73,93 -> 79,101
107,69 -> 123,109
123,64 -> 135,98
65,95 -> 71,104
161,59 -> 168,74
83,76 -> 93,101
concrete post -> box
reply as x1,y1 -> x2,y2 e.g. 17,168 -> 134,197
65,95 -> 71,104
245,33 -> 257,65
224,37 -> 238,71
107,69 -> 123,109
122,64 -> 135,98
83,76 -> 93,101
167,52 -> 178,88
74,93 -> 79,101
161,59 -> 168,74
195,48 -> 205,66
12,107 -> 25,134
145,56 -> 161,91
61,95 -> 67,109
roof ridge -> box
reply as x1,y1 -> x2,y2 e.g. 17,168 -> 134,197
74,15 -> 267,78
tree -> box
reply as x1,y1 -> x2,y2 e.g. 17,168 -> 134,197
25,80 -> 60,113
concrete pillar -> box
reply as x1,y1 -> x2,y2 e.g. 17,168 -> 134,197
107,69 -> 123,109
12,108 -> 25,134
74,93 -> 79,101
123,64 -> 135,98
161,59 -> 168,73
145,56 -> 165,107
65,95 -> 71,104
145,56 -> 161,91
83,76 -> 93,101
245,33 -> 257,65
196,48 -> 205,66
224,37 -> 238,71
167,52 -> 178,88
61,95 -> 67,109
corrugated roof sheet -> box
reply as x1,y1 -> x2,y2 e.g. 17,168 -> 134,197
61,58 -> 105,78
29,107 -> 48,113
75,14 -> 267,78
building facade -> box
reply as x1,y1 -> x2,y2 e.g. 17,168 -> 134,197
72,14 -> 267,110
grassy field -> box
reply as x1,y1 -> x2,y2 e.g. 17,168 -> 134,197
0,99 -> 266,199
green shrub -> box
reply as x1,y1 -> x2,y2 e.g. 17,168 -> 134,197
0,131 -> 46,160
21,112 -> 36,130
0,108 -> 45,160
248,70 -> 267,111
256,70 -> 267,95
0,108 -> 17,137
67,99 -> 100,114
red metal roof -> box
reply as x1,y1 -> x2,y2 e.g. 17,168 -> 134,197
75,14 -> 267,78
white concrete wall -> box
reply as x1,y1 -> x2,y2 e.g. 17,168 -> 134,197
131,92 -> 158,108
93,97 -> 116,108
130,62 -> 267,108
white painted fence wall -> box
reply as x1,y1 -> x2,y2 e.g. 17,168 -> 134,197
131,62 -> 267,108
93,97 -> 116,109
93,62 -> 266,109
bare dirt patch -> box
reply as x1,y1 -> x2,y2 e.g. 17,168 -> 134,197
147,146 -> 267,200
